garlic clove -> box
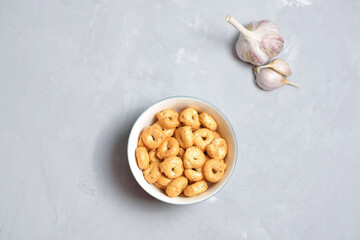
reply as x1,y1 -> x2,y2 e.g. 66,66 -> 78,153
268,58 -> 292,76
254,67 -> 298,91
255,67 -> 284,90
254,58 -> 292,76
226,15 -> 284,65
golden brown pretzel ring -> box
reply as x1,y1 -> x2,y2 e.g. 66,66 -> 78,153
177,148 -> 185,159
205,138 -> 228,160
165,176 -> 188,198
156,109 -> 180,129
156,137 -> 179,159
202,159 -> 226,183
184,167 -> 203,182
193,128 -> 214,151
137,131 -> 146,147
179,108 -> 200,130
174,126 -> 194,149
152,121 -> 175,137
156,175 -> 172,189
135,147 -> 149,169
141,126 -> 166,149
143,162 -> 161,183
183,146 -> 206,169
159,156 -> 184,179
184,180 -> 208,197
199,112 -> 217,131
148,149 -> 160,163
212,131 -> 221,139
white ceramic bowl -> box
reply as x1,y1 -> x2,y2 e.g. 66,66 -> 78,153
127,96 -> 238,205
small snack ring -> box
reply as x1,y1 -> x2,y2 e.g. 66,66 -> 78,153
183,146 -> 206,169
212,131 -> 221,139
199,112 -> 217,130
159,156 -> 184,179
184,180 -> 208,197
148,149 -> 160,163
156,137 -> 179,159
177,148 -> 185,159
157,175 -> 172,188
135,147 -> 149,169
203,159 -> 226,183
152,121 -> 175,137
205,138 -> 228,160
166,176 -> 188,198
142,126 -> 166,149
179,108 -> 200,130
143,162 -> 161,183
175,126 -> 194,149
184,167 -> 203,182
137,131 -> 146,147
193,128 -> 215,151
154,182 -> 165,190
156,109 -> 180,129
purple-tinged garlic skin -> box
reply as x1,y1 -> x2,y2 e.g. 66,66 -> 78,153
268,58 -> 291,76
248,20 -> 284,59
255,67 -> 285,90
227,16 -> 284,65
254,66 -> 298,91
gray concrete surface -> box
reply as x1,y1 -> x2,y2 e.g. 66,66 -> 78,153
1,0 -> 360,239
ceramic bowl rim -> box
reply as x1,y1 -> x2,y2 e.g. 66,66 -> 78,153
127,95 -> 238,205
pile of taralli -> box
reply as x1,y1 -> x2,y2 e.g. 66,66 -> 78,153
135,108 -> 228,198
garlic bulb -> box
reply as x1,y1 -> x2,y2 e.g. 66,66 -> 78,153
254,67 -> 298,91
226,15 -> 284,65
255,58 -> 292,76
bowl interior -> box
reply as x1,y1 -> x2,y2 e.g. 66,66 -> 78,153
128,97 -> 237,204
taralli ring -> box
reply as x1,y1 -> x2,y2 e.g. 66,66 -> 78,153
159,156 -> 184,179
157,175 -> 172,189
205,138 -> 228,160
193,128 -> 214,151
184,167 -> 203,182
152,121 -> 175,137
154,175 -> 172,189
175,126 -> 194,149
184,180 -> 208,197
137,131 -> 146,147
183,146 -> 206,169
156,109 -> 180,129
199,112 -> 217,130
148,149 -> 160,163
156,137 -> 179,159
142,126 -> 166,149
166,176 -> 188,198
179,108 -> 200,130
143,162 -> 161,183
203,159 -> 227,183
154,182 -> 165,189
212,131 -> 221,139
135,147 -> 150,170
177,148 -> 185,159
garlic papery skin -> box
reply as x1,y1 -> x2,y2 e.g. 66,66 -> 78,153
226,15 -> 284,65
256,58 -> 292,76
254,67 -> 298,91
